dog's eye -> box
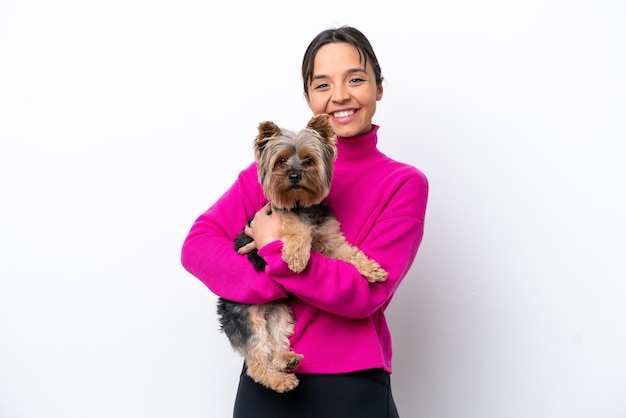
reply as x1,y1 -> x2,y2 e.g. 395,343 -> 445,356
302,157 -> 314,166
277,158 -> 287,166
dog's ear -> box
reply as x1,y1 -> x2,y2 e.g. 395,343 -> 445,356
255,121 -> 281,151
307,114 -> 335,143
308,114 -> 337,184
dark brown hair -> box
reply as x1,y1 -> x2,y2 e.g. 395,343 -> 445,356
301,26 -> 383,95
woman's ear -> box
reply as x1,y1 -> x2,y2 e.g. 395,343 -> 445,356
376,80 -> 384,101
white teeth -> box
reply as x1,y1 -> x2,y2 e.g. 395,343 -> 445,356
332,110 -> 355,118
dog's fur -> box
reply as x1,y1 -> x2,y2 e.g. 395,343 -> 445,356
217,114 -> 388,393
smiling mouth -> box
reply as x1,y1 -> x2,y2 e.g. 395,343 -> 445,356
331,110 -> 356,118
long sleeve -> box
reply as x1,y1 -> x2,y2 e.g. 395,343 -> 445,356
259,163 -> 428,318
180,163 -> 289,304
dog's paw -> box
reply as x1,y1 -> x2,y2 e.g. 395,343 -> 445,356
363,262 -> 388,283
281,352 -> 304,372
283,250 -> 310,273
248,367 -> 300,393
273,351 -> 303,372
271,373 -> 300,393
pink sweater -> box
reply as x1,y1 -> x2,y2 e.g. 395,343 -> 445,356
181,125 -> 428,374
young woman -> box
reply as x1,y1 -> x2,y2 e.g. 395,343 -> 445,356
181,26 -> 429,418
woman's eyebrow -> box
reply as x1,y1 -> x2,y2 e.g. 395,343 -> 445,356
311,67 -> 367,81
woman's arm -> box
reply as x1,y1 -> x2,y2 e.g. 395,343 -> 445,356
180,163 -> 289,304
258,171 -> 428,318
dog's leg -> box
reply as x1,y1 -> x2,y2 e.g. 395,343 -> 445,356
344,247 -> 388,283
266,302 -> 303,373
313,219 -> 388,283
280,212 -> 313,273
244,303 -> 301,393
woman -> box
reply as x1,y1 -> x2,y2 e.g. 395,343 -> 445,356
181,25 -> 428,418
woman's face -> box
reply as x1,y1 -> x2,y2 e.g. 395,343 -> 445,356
305,42 -> 383,138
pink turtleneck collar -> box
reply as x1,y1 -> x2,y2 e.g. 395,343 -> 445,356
335,124 -> 381,163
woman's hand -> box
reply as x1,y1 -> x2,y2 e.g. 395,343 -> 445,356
242,203 -> 283,252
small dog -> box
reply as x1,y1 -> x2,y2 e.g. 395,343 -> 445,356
217,114 -> 388,393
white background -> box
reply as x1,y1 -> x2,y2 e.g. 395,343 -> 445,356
1,1 -> 625,417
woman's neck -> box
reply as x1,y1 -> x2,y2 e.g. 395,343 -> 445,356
336,124 -> 380,162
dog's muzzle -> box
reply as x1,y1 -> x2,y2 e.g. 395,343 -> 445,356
289,173 -> 302,185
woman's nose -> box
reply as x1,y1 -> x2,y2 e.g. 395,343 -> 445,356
331,85 -> 350,102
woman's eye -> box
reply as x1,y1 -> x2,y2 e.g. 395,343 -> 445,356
313,83 -> 328,90
349,77 -> 365,84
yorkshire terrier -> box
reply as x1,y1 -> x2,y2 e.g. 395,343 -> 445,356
217,114 -> 388,393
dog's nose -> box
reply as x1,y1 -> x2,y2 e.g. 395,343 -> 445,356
289,173 -> 301,184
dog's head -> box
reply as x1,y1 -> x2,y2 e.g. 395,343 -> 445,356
254,114 -> 336,210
